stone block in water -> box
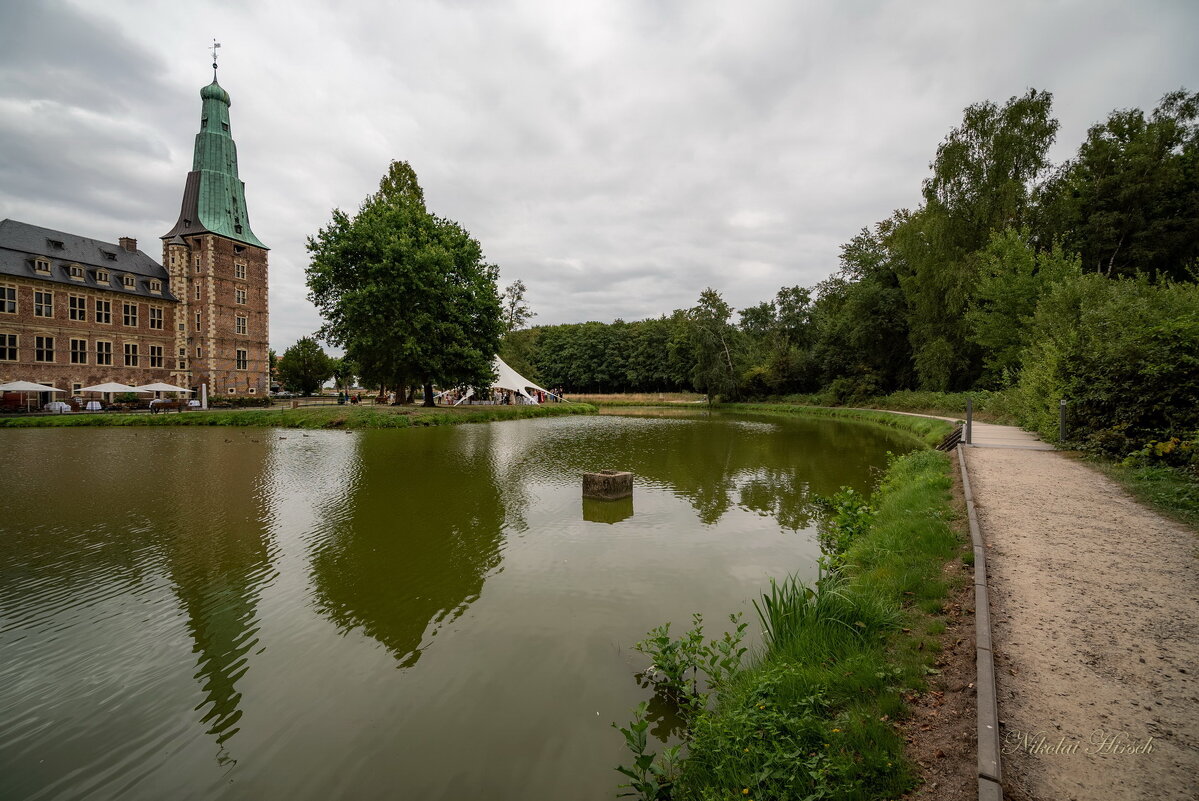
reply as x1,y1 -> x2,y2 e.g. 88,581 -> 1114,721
582,470 -> 633,500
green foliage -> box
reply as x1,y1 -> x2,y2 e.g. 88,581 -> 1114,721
1013,275 -> 1199,446
1035,90 -> 1199,281
306,160 -> 503,394
813,488 -> 876,573
500,279 -> 535,334
688,289 -> 744,404
613,703 -> 683,800
276,336 -> 334,395
965,229 -> 1080,384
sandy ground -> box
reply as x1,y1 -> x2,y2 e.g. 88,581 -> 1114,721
967,447 -> 1199,800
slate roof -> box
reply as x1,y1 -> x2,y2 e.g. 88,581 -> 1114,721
0,219 -> 178,302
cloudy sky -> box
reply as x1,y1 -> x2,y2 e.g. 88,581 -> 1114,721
1,1 -> 1195,350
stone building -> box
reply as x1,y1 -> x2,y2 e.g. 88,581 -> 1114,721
0,72 -> 269,400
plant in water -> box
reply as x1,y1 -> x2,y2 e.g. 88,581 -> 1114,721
613,702 -> 683,800
814,487 -> 875,573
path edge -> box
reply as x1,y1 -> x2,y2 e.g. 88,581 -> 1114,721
957,444 -> 1004,800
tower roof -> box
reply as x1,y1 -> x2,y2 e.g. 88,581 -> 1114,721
163,76 -> 267,249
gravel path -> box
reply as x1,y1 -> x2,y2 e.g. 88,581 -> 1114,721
967,447 -> 1199,800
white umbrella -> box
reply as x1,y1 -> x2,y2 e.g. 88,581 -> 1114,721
134,382 -> 194,393
79,382 -> 149,393
0,381 -> 64,412
0,381 -> 63,392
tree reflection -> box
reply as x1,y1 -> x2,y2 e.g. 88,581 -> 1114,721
308,428 -> 507,667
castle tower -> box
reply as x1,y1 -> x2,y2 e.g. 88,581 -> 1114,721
162,67 -> 269,398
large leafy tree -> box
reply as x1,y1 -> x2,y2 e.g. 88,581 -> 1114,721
276,337 -> 334,395
688,288 -> 742,405
892,89 -> 1058,390
500,279 -> 536,334
306,161 -> 503,405
1035,89 -> 1199,281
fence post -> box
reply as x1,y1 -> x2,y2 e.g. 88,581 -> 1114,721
966,396 -> 973,445
1059,398 -> 1067,442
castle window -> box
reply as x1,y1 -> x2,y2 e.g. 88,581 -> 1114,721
235,315 -> 247,335
72,382 -> 82,395
96,341 -> 112,366
123,343 -> 139,367
69,265 -> 84,280
149,345 -> 164,368
1,285 -> 15,313
234,224 -> 243,234
195,311 -> 201,330
34,258 -> 51,273
35,336 -> 54,363
34,291 -> 53,317
235,288 -> 247,305
235,263 -> 246,280
149,280 -> 162,293
122,274 -> 135,289
69,295 -> 87,322
47,239 -> 64,250
97,269 -> 109,283
201,117 -> 208,129
236,349 -> 248,370
222,122 -> 229,132
227,387 -> 236,394
123,303 -> 138,327
247,387 -> 256,394
96,300 -> 111,324
196,346 -> 202,358
70,338 -> 87,365
195,256 -> 201,271
234,245 -> 245,254
149,307 -> 163,329
104,252 -> 117,261
195,285 -> 201,301
0,333 -> 17,361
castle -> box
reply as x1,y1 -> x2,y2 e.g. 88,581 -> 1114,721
0,70 -> 269,399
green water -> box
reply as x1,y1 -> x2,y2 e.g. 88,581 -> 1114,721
0,409 -> 914,800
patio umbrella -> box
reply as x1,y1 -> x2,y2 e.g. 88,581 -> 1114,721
134,382 -> 194,393
79,382 -> 148,393
0,380 -> 64,392
0,381 -> 64,412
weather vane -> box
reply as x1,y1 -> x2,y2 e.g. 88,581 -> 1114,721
211,39 -> 221,79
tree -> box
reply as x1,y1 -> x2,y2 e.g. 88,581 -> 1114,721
500,279 -> 536,334
1035,89 -> 1199,281
276,337 -> 334,395
330,356 -> 359,391
306,161 -> 503,406
688,289 -> 742,405
892,89 -> 1059,389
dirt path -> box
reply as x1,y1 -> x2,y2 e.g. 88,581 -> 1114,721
966,447 -> 1199,800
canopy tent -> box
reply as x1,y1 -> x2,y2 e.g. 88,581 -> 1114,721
453,356 -> 557,406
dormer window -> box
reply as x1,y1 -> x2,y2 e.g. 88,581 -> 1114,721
234,224 -> 243,234
47,239 -> 64,250
149,280 -> 162,293
103,251 -> 117,261
201,117 -> 208,129
96,269 -> 109,283
122,274 -> 135,289
34,258 -> 51,273
68,265 -> 84,280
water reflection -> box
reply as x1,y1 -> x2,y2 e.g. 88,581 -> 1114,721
582,496 -> 635,524
307,427 -> 507,667
159,434 -> 275,760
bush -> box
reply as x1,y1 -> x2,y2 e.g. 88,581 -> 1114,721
1015,275 -> 1199,449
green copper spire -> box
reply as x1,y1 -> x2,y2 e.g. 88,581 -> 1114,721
169,71 -> 266,249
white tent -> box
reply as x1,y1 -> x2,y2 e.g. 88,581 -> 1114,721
454,356 -> 556,405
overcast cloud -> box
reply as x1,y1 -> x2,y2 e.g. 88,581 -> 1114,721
1,0 -> 1195,350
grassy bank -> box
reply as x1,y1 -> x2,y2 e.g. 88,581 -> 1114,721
619,447 -> 962,800
0,402 -> 595,430
721,403 -> 956,450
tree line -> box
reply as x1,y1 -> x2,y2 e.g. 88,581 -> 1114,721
504,88 -> 1199,451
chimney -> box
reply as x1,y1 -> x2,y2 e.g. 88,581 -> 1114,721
119,237 -> 137,253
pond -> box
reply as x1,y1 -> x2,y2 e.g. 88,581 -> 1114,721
0,409 -> 915,800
